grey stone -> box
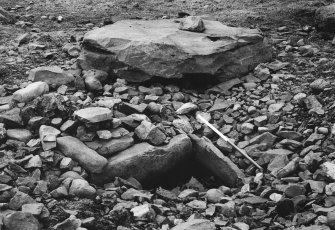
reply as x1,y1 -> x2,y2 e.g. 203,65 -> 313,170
74,107 -> 113,123
8,191 -> 36,210
13,82 -> 49,103
7,129 -> 32,143
179,16 -> 205,32
316,4 -> 335,32
95,136 -> 134,157
4,211 -> 40,230
69,179 -> 96,198
28,66 -> 74,87
57,136 -> 108,173
171,219 -> 215,230
80,19 -> 271,82
135,120 -> 166,145
96,134 -> 192,183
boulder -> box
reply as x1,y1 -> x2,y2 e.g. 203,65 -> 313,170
189,134 -> 245,187
95,134 -> 192,183
57,136 -> 108,173
316,4 -> 335,32
79,19 -> 272,82
28,66 -> 75,87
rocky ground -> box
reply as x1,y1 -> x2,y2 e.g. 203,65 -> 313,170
2,0 -> 335,230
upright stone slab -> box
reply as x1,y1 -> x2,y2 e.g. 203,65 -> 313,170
190,134 -> 245,187
79,19 -> 272,82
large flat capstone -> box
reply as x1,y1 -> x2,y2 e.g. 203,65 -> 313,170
79,19 -> 272,82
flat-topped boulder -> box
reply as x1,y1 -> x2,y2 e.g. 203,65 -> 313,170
79,19 -> 272,82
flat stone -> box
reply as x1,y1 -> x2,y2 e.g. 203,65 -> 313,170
190,134 -> 245,187
95,134 -> 192,183
28,66 -> 74,87
74,107 -> 113,123
80,19 -> 271,82
57,136 -> 108,173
